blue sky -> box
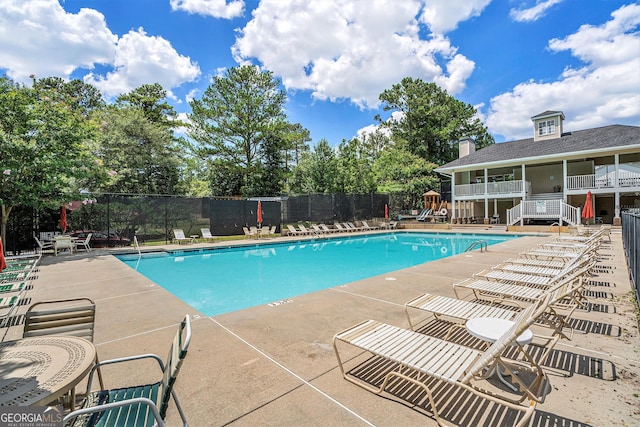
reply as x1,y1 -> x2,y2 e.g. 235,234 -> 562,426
1,0 -> 638,145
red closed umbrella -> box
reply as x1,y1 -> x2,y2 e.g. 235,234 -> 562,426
582,191 -> 594,223
384,204 -> 389,219
0,238 -> 6,273
257,200 -> 263,225
59,206 -> 68,233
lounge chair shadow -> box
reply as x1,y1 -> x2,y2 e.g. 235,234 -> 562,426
1,313 -> 26,328
587,279 -> 615,287
347,355 -> 584,427
529,410 -> 593,426
526,347 -> 616,381
565,317 -> 621,336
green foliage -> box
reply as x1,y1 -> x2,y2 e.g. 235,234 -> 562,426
373,146 -> 438,210
376,77 -> 494,165
0,76 -> 103,242
188,66 -> 289,195
95,105 -> 182,194
335,138 -> 377,193
116,83 -> 177,125
289,139 -> 339,194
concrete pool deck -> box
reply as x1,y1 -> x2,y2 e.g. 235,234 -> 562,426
2,229 -> 639,426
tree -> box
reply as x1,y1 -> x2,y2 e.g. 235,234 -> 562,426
188,66 -> 288,195
95,105 -> 181,195
335,138 -> 377,193
246,132 -> 287,196
376,77 -> 494,165
95,84 -> 184,195
282,122 -> 311,169
34,76 -> 105,116
289,139 -> 338,194
373,146 -> 439,210
116,83 -> 177,125
0,76 -> 100,244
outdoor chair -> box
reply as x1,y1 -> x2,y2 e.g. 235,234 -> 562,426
73,233 -> 92,252
23,298 -> 104,391
286,225 -> 302,236
33,234 -> 55,254
53,236 -> 74,256
200,228 -> 217,242
63,315 -> 191,427
172,229 -> 194,244
490,214 -> 500,224
334,302 -> 549,427
243,226 -> 258,239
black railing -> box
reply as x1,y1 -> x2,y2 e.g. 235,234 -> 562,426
621,212 -> 639,310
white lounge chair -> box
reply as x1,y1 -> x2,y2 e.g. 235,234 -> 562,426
360,220 -> 380,230
172,229 -> 195,244
334,302 -> 548,427
201,228 -> 217,242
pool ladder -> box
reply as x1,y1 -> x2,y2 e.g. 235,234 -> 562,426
133,235 -> 141,256
465,240 -> 488,253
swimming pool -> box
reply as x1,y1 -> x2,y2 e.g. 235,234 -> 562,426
117,232 -> 522,316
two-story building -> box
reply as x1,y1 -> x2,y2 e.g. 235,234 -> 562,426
435,111 -> 640,226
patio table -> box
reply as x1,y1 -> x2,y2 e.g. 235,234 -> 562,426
0,336 -> 96,406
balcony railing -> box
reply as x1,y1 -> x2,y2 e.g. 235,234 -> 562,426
567,172 -> 640,190
455,180 -> 525,197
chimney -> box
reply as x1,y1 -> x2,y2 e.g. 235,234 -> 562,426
458,137 -> 475,158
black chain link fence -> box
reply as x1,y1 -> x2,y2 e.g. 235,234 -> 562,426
4,193 -> 392,255
621,211 -> 639,311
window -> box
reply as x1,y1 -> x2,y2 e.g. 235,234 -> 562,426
538,120 -> 556,136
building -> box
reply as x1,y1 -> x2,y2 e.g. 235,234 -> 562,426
435,111 -> 640,226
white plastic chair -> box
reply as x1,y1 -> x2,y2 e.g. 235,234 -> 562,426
74,233 -> 92,252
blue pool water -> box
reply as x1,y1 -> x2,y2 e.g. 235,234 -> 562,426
117,232 -> 521,316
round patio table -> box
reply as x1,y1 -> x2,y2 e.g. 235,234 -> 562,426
466,317 -> 533,391
0,336 -> 96,406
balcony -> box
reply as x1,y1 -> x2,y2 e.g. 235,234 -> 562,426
567,172 -> 640,191
454,180 -> 526,197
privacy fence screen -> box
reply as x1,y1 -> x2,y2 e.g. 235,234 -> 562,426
4,193 -> 390,255
621,211 -> 639,310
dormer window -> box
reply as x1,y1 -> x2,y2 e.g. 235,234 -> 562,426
538,119 -> 556,136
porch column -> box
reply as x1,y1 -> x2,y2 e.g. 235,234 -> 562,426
614,154 -> 621,225
562,160 -> 567,203
521,164 -> 526,226
451,172 -> 457,224
484,169 -> 489,224
464,201 -> 468,223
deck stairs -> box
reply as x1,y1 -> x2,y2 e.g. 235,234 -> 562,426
507,199 -> 580,226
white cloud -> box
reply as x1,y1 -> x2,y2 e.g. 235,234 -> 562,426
170,0 -> 244,19
232,0 -> 484,110
0,0 -> 116,82
185,88 -> 199,103
420,0 -> 492,33
356,111 -> 403,140
510,0 -> 564,23
487,4 -> 640,140
172,112 -> 191,136
84,28 -> 201,98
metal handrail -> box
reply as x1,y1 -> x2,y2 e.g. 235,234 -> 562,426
133,235 -> 141,257
465,240 -> 488,253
